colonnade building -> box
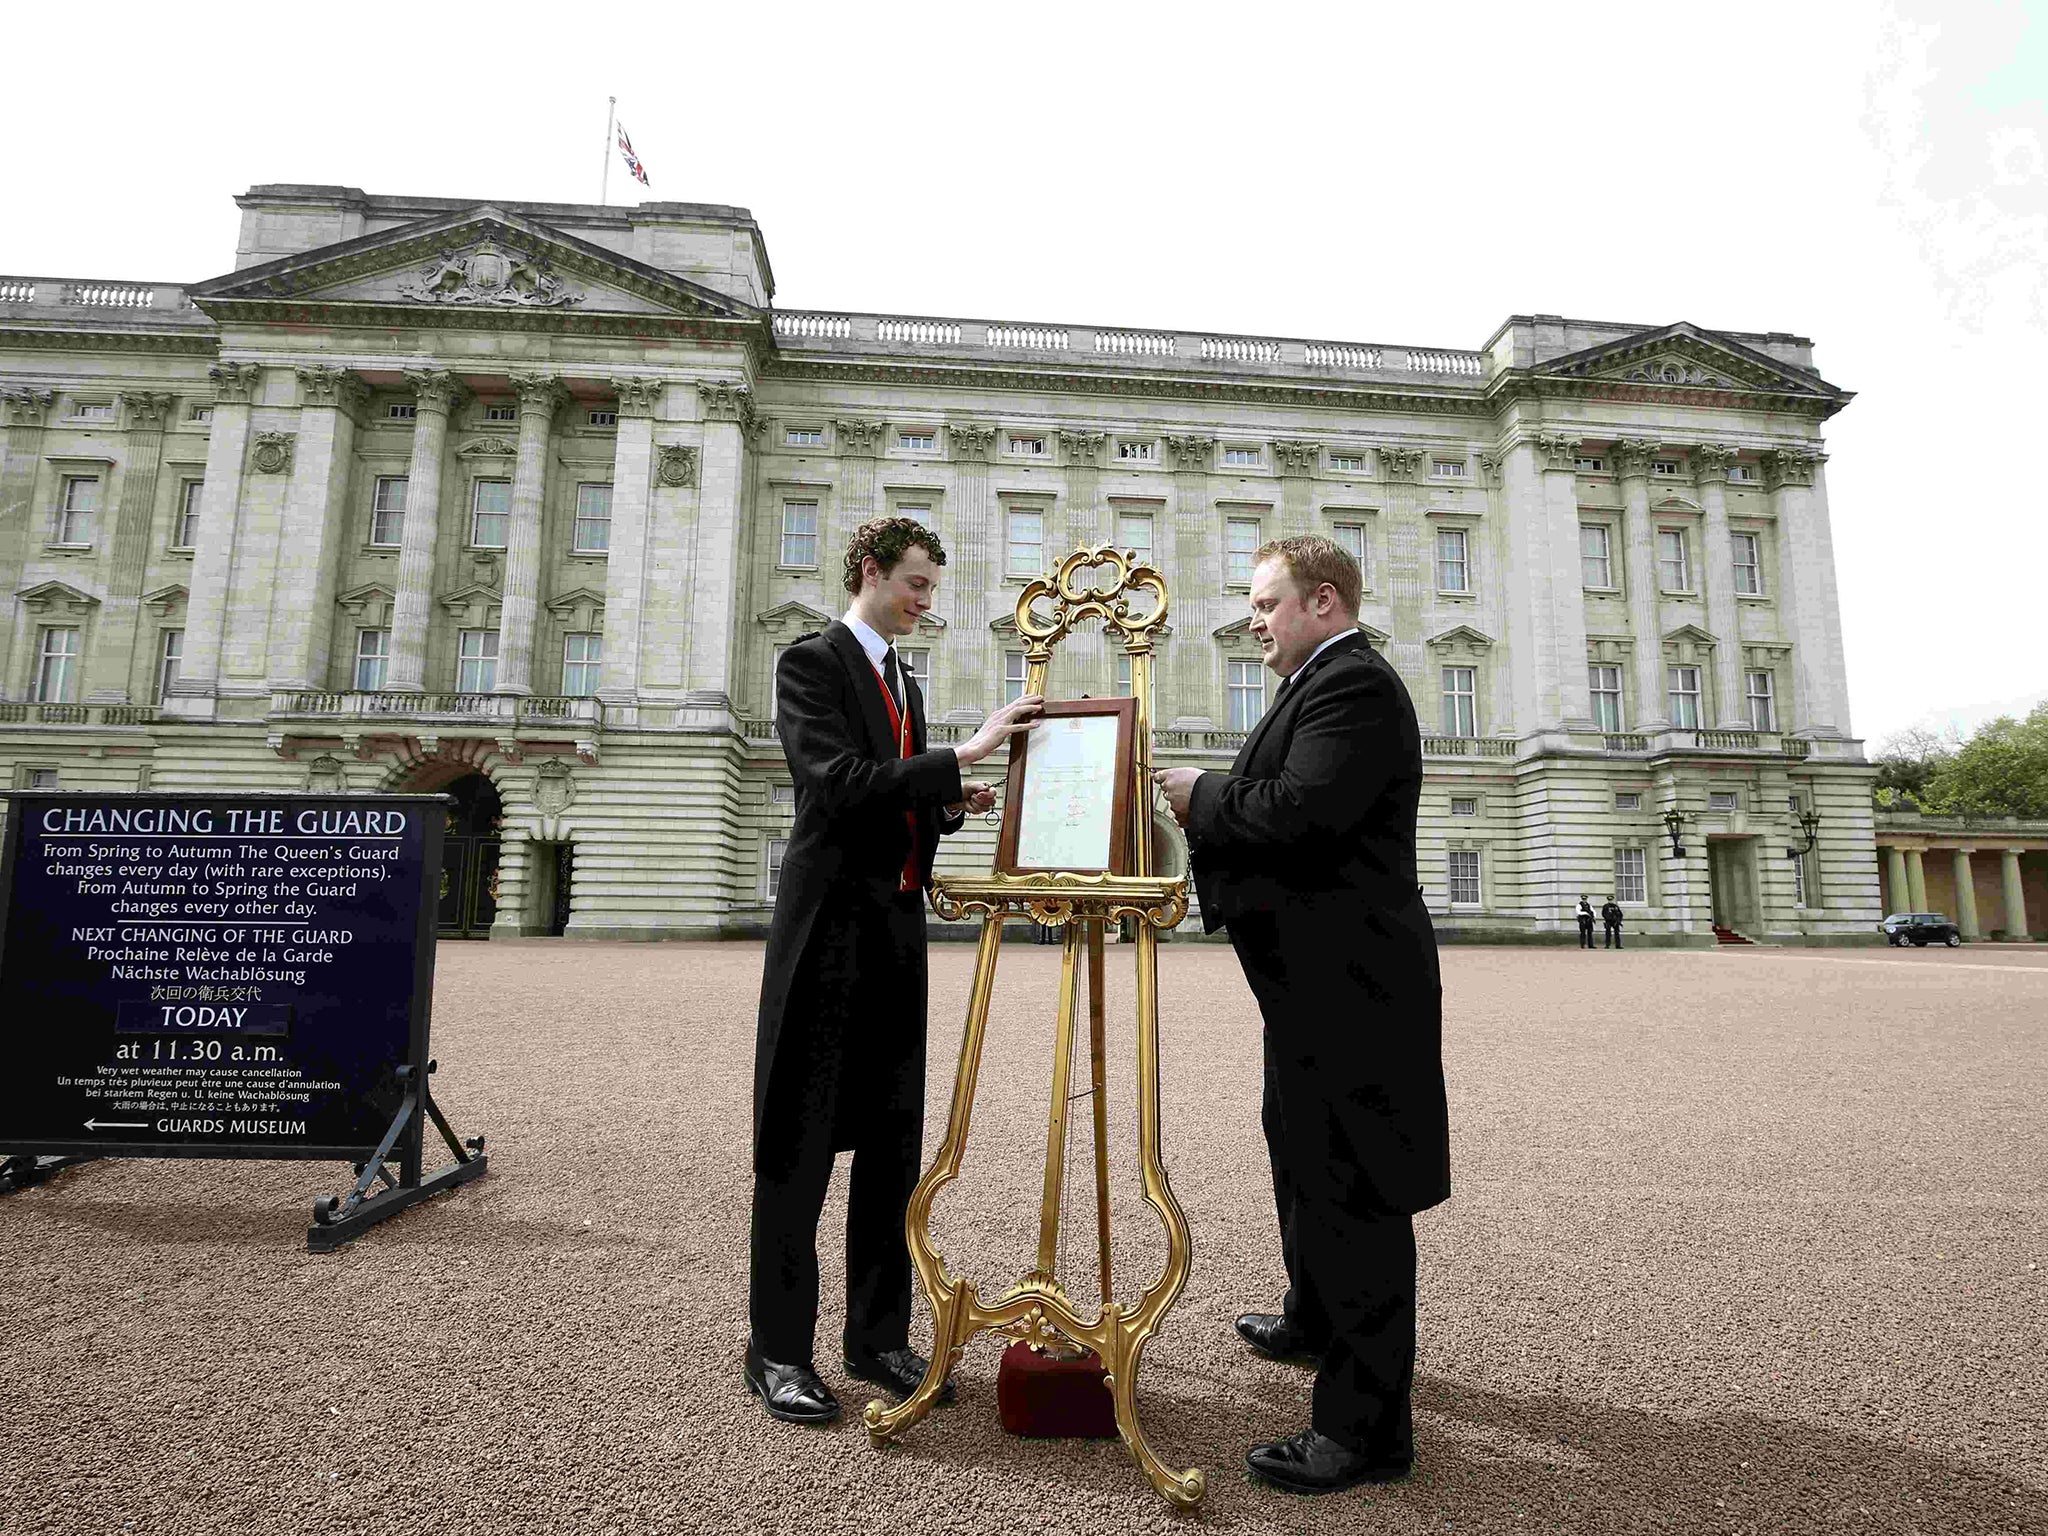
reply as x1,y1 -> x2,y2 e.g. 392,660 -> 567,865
1,183 -> 1886,942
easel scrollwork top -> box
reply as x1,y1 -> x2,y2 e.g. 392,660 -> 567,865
861,543 -> 1205,1511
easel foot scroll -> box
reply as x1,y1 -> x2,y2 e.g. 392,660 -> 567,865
865,1281 -> 977,1442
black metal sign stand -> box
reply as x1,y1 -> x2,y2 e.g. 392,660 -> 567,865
308,1059 -> 488,1251
0,1153 -> 93,1194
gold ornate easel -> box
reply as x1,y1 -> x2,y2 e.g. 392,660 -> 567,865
863,544 -> 1204,1510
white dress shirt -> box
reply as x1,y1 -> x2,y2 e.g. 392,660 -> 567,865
1279,628 -> 1358,691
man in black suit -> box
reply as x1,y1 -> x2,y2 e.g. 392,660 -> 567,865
746,516 -> 1042,1425
1154,535 -> 1449,1493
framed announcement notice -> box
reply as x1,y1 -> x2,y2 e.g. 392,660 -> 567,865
996,698 -> 1139,876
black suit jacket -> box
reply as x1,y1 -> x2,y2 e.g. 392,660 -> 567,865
1187,632 -> 1449,1215
753,622 -> 965,1154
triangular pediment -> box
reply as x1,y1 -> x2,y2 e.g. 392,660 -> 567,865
142,583 -> 188,615
1537,323 -> 1842,400
1662,623 -> 1718,646
1427,623 -> 1496,652
188,206 -> 762,325
755,600 -> 836,628
544,586 -> 607,616
439,580 -> 503,613
17,580 -> 98,611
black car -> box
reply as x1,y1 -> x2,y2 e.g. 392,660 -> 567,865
1879,912 -> 1963,947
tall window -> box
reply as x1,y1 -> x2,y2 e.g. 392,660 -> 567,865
1226,518 -> 1261,586
36,627 -> 80,703
155,628 -> 184,704
1614,847 -> 1647,904
1733,531 -> 1763,595
1448,849 -> 1481,906
471,480 -> 511,548
1745,669 -> 1776,731
1436,527 -> 1470,592
1006,509 -> 1043,575
769,642 -> 790,717
900,647 -> 930,696
371,477 -> 407,546
563,633 -> 602,695
1791,850 -> 1809,906
1668,664 -> 1702,728
354,629 -> 390,690
766,837 -> 789,901
573,484 -> 612,553
1657,529 -> 1691,592
1227,658 -> 1266,730
1333,523 -> 1368,584
1117,511 -> 1154,559
1441,666 -> 1477,737
780,501 -> 818,567
1589,664 -> 1623,732
175,480 -> 204,549
57,475 -> 99,545
1580,524 -> 1613,589
1003,651 -> 1027,704
457,629 -> 499,692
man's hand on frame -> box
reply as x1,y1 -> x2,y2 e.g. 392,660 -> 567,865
1151,767 -> 1201,827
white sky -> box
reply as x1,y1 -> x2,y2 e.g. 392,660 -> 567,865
5,0 -> 2042,749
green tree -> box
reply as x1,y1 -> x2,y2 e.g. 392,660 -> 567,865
1919,702 -> 2048,818
1872,725 -> 1950,810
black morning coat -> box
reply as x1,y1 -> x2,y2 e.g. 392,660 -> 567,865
753,622 -> 965,1168
1186,632 -> 1451,1216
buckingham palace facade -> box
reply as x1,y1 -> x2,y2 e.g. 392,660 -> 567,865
0,184 -> 1878,943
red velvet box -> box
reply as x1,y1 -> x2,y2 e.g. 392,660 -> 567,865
995,1339 -> 1119,1439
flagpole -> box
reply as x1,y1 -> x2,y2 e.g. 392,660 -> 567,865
601,96 -> 615,206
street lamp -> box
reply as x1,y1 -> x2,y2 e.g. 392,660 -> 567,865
1786,806 -> 1821,859
1661,807 -> 1693,859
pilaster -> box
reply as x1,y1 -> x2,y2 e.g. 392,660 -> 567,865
1499,433 -> 1593,733
598,378 -> 659,703
0,388 -> 56,698
386,370 -> 465,692
79,391 -> 175,701
832,417 -> 883,560
686,381 -> 753,705
1693,444 -> 1742,726
265,367 -> 367,691
495,372 -> 565,696
1765,445 -> 1842,735
1378,446 -> 1429,709
1059,430 -> 1105,548
1613,438 -> 1666,729
1273,440 -> 1319,538
170,362 -> 261,713
1165,434 -> 1215,723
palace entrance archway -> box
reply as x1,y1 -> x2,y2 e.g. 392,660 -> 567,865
415,772 -> 502,939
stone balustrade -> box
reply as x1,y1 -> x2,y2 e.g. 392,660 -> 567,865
0,702 -> 157,726
269,691 -> 603,728
0,278 -> 203,318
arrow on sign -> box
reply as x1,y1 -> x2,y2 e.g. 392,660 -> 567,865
84,1119 -> 147,1131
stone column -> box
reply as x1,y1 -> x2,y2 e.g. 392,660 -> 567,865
1164,434 -> 1215,724
1766,446 -> 1842,735
80,391 -> 174,701
1693,444 -> 1743,727
1951,848 -> 1980,939
1381,447 -> 1428,712
1613,439 -> 1667,729
948,424 -> 995,719
1274,440 -> 1318,537
2000,849 -> 2029,939
685,381 -> 753,705
1904,847 -> 1927,912
1499,433 -> 1594,731
598,378 -> 659,702
385,370 -> 464,692
264,367 -> 366,691
1885,845 -> 1909,912
172,362 -> 262,711
0,389 -> 56,698
495,373 -> 565,696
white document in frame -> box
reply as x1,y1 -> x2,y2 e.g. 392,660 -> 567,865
1015,714 -> 1120,871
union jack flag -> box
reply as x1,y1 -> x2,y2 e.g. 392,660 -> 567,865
617,123 -> 650,187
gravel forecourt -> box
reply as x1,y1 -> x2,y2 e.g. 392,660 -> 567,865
4,941 -> 2044,1535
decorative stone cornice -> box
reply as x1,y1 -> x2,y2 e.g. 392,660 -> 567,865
1611,438 -> 1659,479
1531,432 -> 1582,471
396,240 -> 583,309
402,368 -> 466,414
294,366 -> 368,415
1,387 -> 56,427
834,417 -> 886,456
1272,439 -> 1319,475
456,437 -> 520,462
1058,429 -> 1106,466
250,431 -> 295,475
1690,443 -> 1737,482
1164,433 -> 1214,470
510,372 -> 568,419
1762,445 -> 1824,489
119,391 -> 176,430
948,422 -> 994,461
1375,446 -> 1423,481
208,361 -> 262,405
657,444 -> 698,488
697,380 -> 756,431
612,377 -> 662,418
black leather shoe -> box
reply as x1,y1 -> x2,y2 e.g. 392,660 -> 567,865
743,1338 -> 841,1425
1235,1312 -> 1323,1365
1247,1428 -> 1411,1493
843,1345 -> 956,1404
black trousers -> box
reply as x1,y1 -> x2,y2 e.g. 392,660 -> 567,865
749,1136 -> 917,1364
1604,922 -> 1622,949
1578,918 -> 1595,948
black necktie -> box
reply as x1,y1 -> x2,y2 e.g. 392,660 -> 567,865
882,647 -> 904,714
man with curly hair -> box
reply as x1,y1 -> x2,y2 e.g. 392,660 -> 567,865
746,516 -> 1043,1424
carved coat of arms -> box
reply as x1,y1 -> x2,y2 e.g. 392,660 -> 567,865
399,241 -> 582,308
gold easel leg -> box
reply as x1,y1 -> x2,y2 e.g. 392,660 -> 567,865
1087,919 -> 1112,1304
1102,1304 -> 1208,1509
866,915 -> 1006,1443
1029,920 -> 1086,1285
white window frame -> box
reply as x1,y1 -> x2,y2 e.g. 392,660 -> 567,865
1116,511 -> 1154,560
187,404 -> 213,424
1225,517 -> 1261,587
457,628 -> 499,693
25,767 -> 60,790
562,632 -> 603,695
1008,434 -> 1048,458
1436,526 -> 1470,594
1589,663 -> 1624,732
1441,665 -> 1477,738
1117,439 -> 1157,462
155,627 -> 184,705
785,426 -> 824,447
1668,664 -> 1703,728
1657,528 -> 1692,593
482,404 -> 517,423
1732,531 -> 1763,595
1003,651 -> 1027,705
354,629 -> 390,691
896,504 -> 932,528
1614,791 -> 1643,811
1447,848 -> 1482,907
470,479 -> 511,549
586,409 -> 618,428
1729,463 -> 1757,483
72,400 -> 115,421
387,403 -> 417,421
1575,456 -> 1606,472
1709,789 -> 1740,812
1006,508 -> 1044,576
1580,523 -> 1614,590
175,479 -> 204,549
56,474 -> 99,546
1615,846 -> 1648,905
573,483 -> 612,554
1332,522 -> 1369,586
1449,795 -> 1478,817
899,431 -> 936,453
1431,459 -> 1468,479
780,500 -> 819,568
1227,658 -> 1266,731
1745,670 -> 1776,732
899,647 -> 931,697
370,476 -> 407,547
1329,453 -> 1364,474
766,837 -> 789,901
35,627 -> 81,703
1652,458 -> 1682,477
1222,445 -> 1260,468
